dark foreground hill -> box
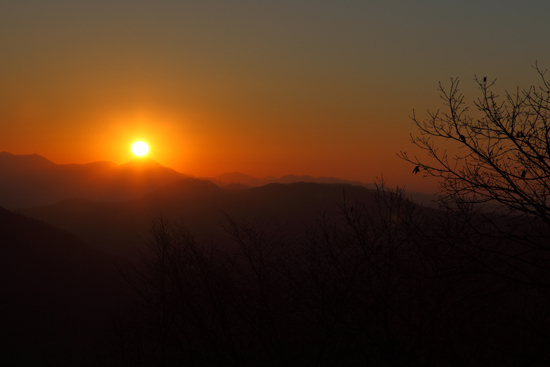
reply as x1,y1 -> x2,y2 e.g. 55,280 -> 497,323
0,206 -> 121,366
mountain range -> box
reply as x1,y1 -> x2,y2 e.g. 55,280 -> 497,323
0,152 -> 185,208
19,179 -> 377,258
0,151 -> 438,364
0,151 -> 436,258
2,152 -> 547,366
212,171 -> 377,189
0,152 -> 390,362
0,152 -> 389,209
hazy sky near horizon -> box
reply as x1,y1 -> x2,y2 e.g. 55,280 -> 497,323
1,0 -> 549,192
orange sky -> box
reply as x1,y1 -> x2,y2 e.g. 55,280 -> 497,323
1,1 -> 549,193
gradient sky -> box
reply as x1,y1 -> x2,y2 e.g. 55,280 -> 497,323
1,0 -> 549,192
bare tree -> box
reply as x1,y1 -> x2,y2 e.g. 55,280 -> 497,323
111,185 -> 550,366
404,64 -> 550,209
399,63 -> 550,329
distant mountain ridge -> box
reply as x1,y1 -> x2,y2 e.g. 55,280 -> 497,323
2,152 -> 381,208
0,152 -> 187,208
0,151 -> 57,172
210,172 -> 436,206
1,152 -> 436,210
211,172 -> 377,189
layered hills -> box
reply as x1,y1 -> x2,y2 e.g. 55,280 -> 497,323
0,152 -> 392,209
213,171 -> 377,189
1,152 -> 386,361
0,152 -> 433,258
0,152 -> 186,208
20,179 -> 376,258
1,152 -> 546,366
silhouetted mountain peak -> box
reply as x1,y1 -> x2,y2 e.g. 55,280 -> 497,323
0,151 -> 56,172
0,152 -> 188,208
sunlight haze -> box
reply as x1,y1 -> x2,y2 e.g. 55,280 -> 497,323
2,2 -> 550,364
1,0 -> 549,192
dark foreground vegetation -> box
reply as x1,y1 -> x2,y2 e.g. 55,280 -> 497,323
3,64 -> 550,366
1,180 -> 549,366
108,184 -> 550,367
108,65 -> 550,366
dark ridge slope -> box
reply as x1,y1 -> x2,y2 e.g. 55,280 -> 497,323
0,206 -> 119,366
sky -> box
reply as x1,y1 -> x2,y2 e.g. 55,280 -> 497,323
1,0 -> 549,192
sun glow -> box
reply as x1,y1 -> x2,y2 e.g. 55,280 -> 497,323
132,141 -> 149,156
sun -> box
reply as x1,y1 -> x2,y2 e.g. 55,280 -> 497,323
132,141 -> 149,156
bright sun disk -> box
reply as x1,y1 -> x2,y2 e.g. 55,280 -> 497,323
132,141 -> 149,156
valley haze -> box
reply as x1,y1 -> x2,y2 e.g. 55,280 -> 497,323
0,151 -> 435,210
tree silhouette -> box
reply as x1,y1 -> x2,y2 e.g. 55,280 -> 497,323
110,181 -> 550,366
401,63 -> 550,218
399,63 -> 550,289
108,62 -> 550,363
